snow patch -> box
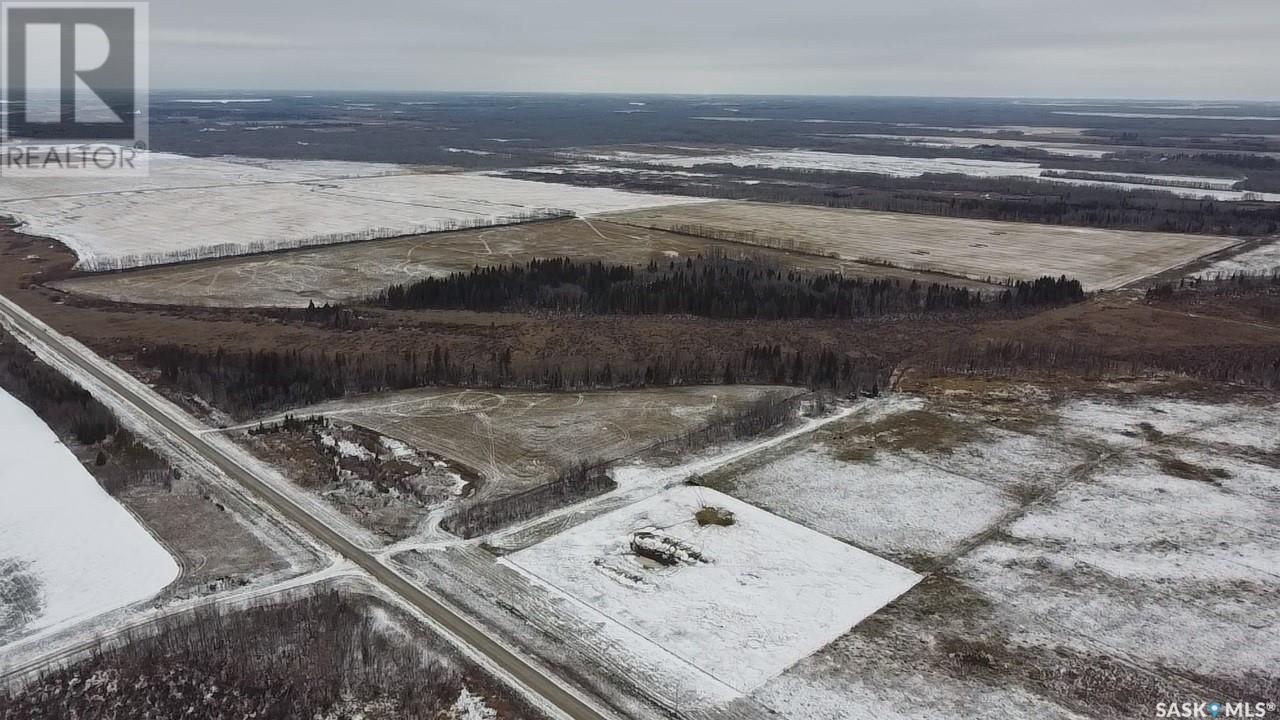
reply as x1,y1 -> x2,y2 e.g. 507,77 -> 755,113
449,688 -> 497,720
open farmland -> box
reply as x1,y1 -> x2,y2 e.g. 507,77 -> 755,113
696,381 -> 1280,718
264,386 -> 800,499
0,152 -> 708,271
55,217 -> 1002,308
504,486 -> 921,694
0,152 -> 409,198
576,147 -> 1280,201
0,388 -> 178,647
819,133 -> 1118,158
600,201 -> 1241,289
1197,237 -> 1280,277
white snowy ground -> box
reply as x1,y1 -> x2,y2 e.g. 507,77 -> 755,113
1199,240 -> 1280,277
0,153 -> 708,271
0,388 -> 178,646
821,133 -> 1116,158
503,486 -> 921,694
727,447 -> 1020,558
573,149 -> 1280,202
713,389 -> 1280,719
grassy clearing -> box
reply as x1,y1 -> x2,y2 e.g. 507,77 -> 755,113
282,386 -> 798,500
598,201 -> 1237,290
832,409 -> 982,462
55,218 -> 984,309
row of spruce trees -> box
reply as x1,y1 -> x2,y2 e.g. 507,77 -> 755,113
136,343 -> 890,419
374,255 -> 1083,319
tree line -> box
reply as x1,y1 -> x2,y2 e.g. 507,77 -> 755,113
1146,269 -> 1280,300
0,330 -> 117,445
441,460 -> 616,539
1039,170 -> 1236,192
0,591 -> 507,720
373,255 -> 1083,320
0,330 -> 176,495
920,338 -> 1280,390
135,342 -> 890,419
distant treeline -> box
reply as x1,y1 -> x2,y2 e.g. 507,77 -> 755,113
0,591 -> 491,720
1039,170 -> 1234,192
373,256 -> 1084,319
509,167 -> 1280,236
1037,153 -> 1280,193
135,342 -> 888,419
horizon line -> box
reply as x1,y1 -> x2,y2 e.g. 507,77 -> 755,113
146,89 -> 1280,104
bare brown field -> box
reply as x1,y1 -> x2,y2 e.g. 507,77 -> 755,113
598,201 -> 1242,290
53,217 -> 999,308
269,385 -> 799,498
974,294 -> 1280,352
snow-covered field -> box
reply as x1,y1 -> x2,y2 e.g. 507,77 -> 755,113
1199,240 -> 1280,277
504,486 -> 921,694
0,153 -> 708,270
630,149 -> 1052,180
725,447 -> 1017,558
0,389 -> 178,646
816,133 -> 1116,158
698,385 -> 1280,719
576,148 -> 1280,201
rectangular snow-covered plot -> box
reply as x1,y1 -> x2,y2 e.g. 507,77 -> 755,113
0,389 -> 178,646
655,149 -> 1049,180
1056,397 -> 1254,450
609,149 -> 1280,201
1,149 -> 711,270
330,172 -> 709,215
505,487 -> 921,693
956,461 -> 1280,679
3,180 -> 573,271
725,447 -> 1016,558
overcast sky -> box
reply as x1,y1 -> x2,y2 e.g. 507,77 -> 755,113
147,0 -> 1278,99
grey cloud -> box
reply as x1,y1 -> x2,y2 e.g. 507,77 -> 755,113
144,0 -> 1280,99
